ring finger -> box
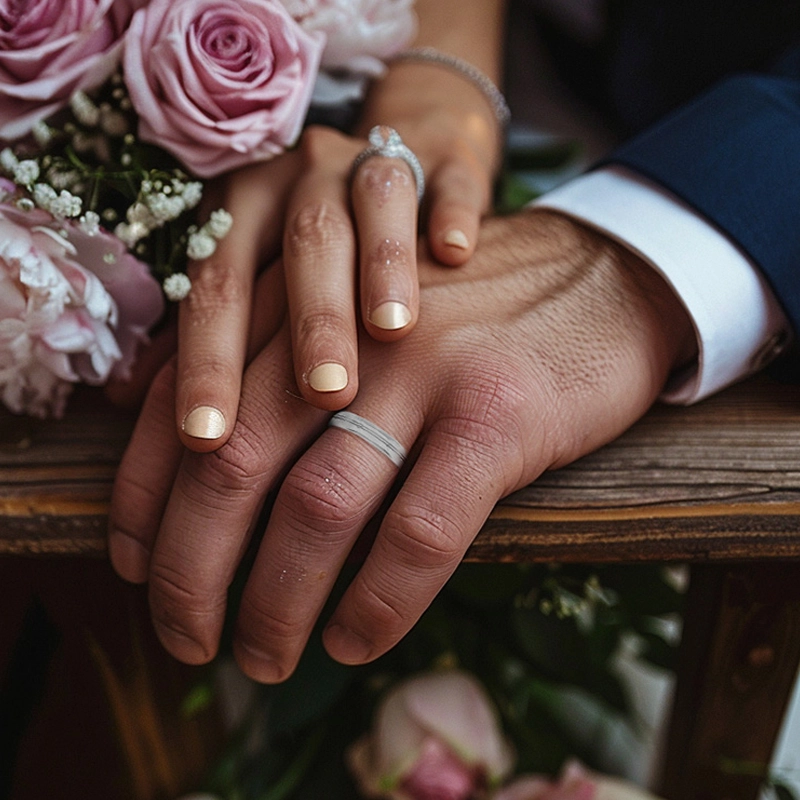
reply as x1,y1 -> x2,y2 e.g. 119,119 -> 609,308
352,125 -> 421,342
233,397 -> 424,683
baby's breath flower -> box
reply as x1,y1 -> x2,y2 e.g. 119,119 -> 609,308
127,201 -> 156,226
16,197 -> 35,212
50,190 -> 82,218
70,90 -> 100,127
181,181 -> 203,209
33,183 -> 58,209
163,272 -> 192,301
13,159 -> 40,186
0,147 -> 18,172
146,191 -> 185,222
187,229 -> 217,261
32,121 -> 53,147
115,220 -> 149,248
205,208 -> 233,240
79,211 -> 101,236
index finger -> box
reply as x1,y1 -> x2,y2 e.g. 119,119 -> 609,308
176,154 -> 300,452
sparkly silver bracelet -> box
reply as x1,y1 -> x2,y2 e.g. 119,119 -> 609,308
389,46 -> 511,128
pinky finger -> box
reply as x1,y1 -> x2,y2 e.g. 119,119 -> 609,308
425,155 -> 491,267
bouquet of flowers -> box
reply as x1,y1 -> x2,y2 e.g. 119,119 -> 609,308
0,0 -> 416,418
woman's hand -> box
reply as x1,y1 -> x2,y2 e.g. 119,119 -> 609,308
171,82 -> 501,451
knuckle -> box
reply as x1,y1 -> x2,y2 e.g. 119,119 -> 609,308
356,577 -> 408,633
278,459 -> 367,536
285,201 -> 352,260
150,560 -> 225,631
384,503 -> 464,569
238,593 -> 302,644
355,159 -> 414,196
184,258 -> 250,321
295,307 -> 349,344
298,124 -> 348,165
200,431 -> 269,492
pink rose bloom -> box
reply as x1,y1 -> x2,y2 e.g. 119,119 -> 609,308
347,671 -> 515,800
0,203 -> 163,418
0,0 -> 140,140
124,0 -> 324,178
495,761 -> 666,800
281,0 -> 417,75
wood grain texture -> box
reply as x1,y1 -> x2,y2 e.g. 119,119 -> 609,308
471,376 -> 800,563
2,378 -> 799,558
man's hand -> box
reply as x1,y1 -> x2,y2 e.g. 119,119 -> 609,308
108,210 -> 695,682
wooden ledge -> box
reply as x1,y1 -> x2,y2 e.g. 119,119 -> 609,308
2,378 -> 800,560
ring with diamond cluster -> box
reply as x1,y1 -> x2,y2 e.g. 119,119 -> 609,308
350,125 -> 425,203
328,411 -> 408,468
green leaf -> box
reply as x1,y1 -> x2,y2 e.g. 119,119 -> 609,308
181,681 -> 215,717
771,783 -> 798,800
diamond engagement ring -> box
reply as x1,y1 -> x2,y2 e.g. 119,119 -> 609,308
328,410 -> 408,468
350,125 -> 425,202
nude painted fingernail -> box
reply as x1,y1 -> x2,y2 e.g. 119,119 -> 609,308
308,362 -> 348,392
182,405 -> 226,439
443,229 -> 469,250
369,301 -> 412,331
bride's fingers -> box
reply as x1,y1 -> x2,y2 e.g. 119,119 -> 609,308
284,129 -> 361,410
425,149 -> 492,267
352,139 -> 420,343
176,155 -> 299,452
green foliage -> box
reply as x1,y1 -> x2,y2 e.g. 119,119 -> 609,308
201,562 -> 685,797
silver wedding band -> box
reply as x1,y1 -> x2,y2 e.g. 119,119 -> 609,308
350,125 -> 425,202
328,410 -> 408,468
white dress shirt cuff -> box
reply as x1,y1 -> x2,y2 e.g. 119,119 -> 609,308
533,166 -> 791,404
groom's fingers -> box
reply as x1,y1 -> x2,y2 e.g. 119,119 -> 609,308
109,264 -> 289,589
232,399 -> 424,683
146,324 -> 328,665
108,358 -> 183,584
322,396 -> 526,665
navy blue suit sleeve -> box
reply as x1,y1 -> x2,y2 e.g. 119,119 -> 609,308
606,69 -> 800,341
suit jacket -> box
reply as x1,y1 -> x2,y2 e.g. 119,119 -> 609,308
524,0 -> 800,361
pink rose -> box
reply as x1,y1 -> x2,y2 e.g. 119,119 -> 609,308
347,671 -> 515,800
123,0 -> 325,178
0,203 -> 163,418
281,0 -> 417,75
0,0 -> 139,140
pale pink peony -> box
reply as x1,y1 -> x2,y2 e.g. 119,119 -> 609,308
0,203 -> 163,417
123,0 -> 325,178
280,0 -> 417,75
347,670 -> 515,800
0,0 -> 140,140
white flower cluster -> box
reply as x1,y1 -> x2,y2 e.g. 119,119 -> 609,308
114,177 -> 204,248
187,209 -> 233,261
70,89 -> 130,139
163,209 -> 234,301
1,148 -> 83,218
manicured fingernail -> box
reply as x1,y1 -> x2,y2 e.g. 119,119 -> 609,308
182,405 -> 226,439
324,623 -> 373,663
443,228 -> 469,250
308,362 -> 348,393
369,301 -> 411,331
